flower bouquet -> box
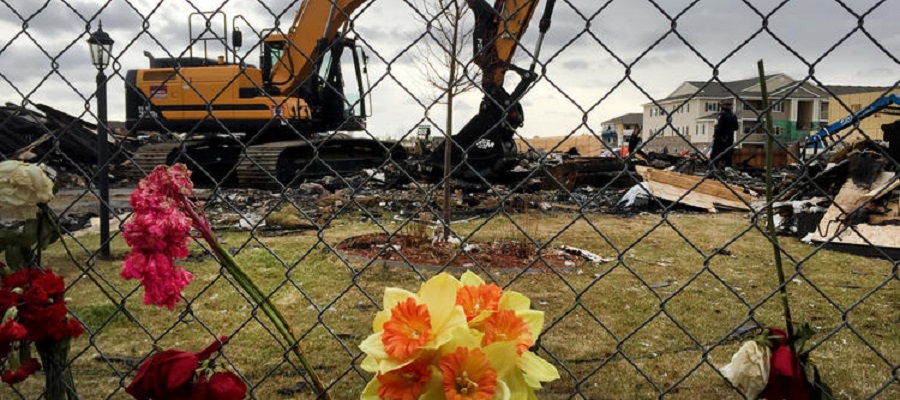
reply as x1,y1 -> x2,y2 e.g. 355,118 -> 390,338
121,164 -> 328,398
0,160 -> 86,399
125,336 -> 246,400
359,271 -> 559,399
721,325 -> 832,400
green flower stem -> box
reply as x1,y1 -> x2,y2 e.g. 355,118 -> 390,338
757,60 -> 796,348
202,230 -> 331,399
35,204 -> 78,400
36,338 -> 78,400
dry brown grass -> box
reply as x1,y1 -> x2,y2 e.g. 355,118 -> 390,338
2,212 -> 897,399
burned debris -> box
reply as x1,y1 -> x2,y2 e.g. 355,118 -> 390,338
0,102 -> 133,185
5,98 -> 898,258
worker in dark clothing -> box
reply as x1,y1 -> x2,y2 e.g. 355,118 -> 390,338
711,100 -> 739,168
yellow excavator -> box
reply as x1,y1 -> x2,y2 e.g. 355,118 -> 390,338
126,0 -> 557,186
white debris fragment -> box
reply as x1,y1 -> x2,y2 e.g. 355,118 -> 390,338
560,245 -> 612,263
238,215 -> 265,229
801,232 -> 815,244
620,182 -> 651,208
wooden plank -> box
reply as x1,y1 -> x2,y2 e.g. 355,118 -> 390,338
812,172 -> 900,248
635,166 -> 754,211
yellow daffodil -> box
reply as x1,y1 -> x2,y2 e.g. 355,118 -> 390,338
360,273 -> 468,375
457,271 -> 560,391
360,271 -> 560,399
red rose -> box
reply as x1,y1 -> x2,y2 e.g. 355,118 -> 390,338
31,271 -> 65,297
760,345 -> 810,400
1,269 -> 28,289
18,302 -> 69,341
126,350 -> 200,400
0,320 -> 28,358
66,318 -> 85,339
126,337 -> 228,400
1,358 -> 40,385
206,371 -> 247,400
22,284 -> 49,304
0,320 -> 26,342
0,289 -> 17,310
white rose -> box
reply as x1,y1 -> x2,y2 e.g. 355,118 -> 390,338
720,340 -> 770,399
0,160 -> 55,220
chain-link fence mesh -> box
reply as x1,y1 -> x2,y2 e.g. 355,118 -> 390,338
0,0 -> 898,398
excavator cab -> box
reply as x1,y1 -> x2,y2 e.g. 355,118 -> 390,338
248,28 -> 369,133
259,33 -> 286,89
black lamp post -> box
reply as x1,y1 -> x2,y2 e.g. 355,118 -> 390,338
88,21 -> 114,259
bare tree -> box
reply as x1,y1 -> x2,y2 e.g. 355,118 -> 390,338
413,0 -> 480,240
414,0 -> 479,103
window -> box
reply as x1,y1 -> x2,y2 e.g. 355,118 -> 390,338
774,126 -> 783,136
706,102 -> 721,113
772,102 -> 784,113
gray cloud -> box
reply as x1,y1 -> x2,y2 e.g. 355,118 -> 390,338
1,0 -> 898,139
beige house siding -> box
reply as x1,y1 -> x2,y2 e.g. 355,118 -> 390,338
645,75 -> 830,146
828,89 -> 900,142
643,98 -> 716,146
516,135 -> 607,156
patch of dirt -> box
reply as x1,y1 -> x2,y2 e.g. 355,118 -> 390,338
336,233 -> 586,271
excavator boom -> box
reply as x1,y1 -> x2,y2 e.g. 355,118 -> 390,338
269,0 -> 367,96
467,0 -> 541,88
423,0 -> 557,180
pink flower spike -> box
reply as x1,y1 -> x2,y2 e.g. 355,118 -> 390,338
121,164 -> 200,309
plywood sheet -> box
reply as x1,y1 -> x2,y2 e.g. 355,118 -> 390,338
812,172 -> 900,248
635,166 -> 755,212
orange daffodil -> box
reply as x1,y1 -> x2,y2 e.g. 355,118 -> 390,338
360,271 -> 559,400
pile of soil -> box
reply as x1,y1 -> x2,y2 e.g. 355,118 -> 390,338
335,233 -> 584,271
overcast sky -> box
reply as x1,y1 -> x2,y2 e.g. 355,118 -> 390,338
1,0 -> 898,141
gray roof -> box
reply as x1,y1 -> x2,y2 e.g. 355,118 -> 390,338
662,74 -> 829,102
602,112 -> 643,125
824,85 -> 897,96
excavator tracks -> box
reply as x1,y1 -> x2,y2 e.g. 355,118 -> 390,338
236,138 -> 408,189
128,142 -> 181,181
131,137 -> 407,189
235,141 -> 287,189
129,140 -> 242,186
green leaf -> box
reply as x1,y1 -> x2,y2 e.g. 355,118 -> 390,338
793,323 -> 815,354
4,245 -> 27,270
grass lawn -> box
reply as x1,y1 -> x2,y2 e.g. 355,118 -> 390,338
2,211 -> 897,399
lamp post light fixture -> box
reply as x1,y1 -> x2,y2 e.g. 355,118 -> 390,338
88,21 -> 114,259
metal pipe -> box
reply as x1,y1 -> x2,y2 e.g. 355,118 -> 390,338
96,69 -> 110,260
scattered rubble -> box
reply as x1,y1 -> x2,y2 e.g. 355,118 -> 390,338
0,103 -> 134,185
769,141 -> 900,253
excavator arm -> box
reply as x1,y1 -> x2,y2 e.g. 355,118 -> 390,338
425,0 -> 557,179
467,0 -> 541,89
269,0 -> 367,96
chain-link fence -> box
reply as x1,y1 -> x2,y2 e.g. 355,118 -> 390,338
1,0 -> 898,398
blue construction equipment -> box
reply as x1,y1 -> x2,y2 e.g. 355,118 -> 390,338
807,94 -> 900,148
